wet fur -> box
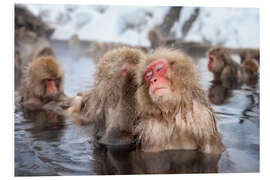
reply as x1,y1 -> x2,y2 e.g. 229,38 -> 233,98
136,48 -> 225,154
208,46 -> 246,88
71,47 -> 144,147
20,56 -> 66,110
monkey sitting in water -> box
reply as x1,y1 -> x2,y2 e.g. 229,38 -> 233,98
20,54 -> 68,114
67,47 -> 144,148
135,48 -> 225,154
66,47 -> 225,154
207,46 -> 259,88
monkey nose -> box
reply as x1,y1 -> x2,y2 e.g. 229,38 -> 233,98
150,78 -> 157,84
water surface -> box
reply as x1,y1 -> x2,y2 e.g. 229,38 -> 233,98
15,42 -> 259,175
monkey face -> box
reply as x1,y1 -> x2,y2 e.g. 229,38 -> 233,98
208,54 -> 224,73
144,59 -> 172,101
243,59 -> 259,74
43,77 -> 60,98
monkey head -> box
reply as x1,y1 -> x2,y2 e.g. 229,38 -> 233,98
137,48 -> 199,111
96,47 -> 142,90
26,56 -> 64,100
207,47 -> 231,73
243,58 -> 259,75
36,47 -> 56,58
243,58 -> 259,85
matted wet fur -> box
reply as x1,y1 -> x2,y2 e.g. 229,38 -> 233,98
20,56 -> 67,111
135,48 -> 225,154
70,47 -> 144,148
208,46 -> 246,88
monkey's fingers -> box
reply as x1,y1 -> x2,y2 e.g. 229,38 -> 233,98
42,102 -> 65,115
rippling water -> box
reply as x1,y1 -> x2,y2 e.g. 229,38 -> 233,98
14,42 -> 259,175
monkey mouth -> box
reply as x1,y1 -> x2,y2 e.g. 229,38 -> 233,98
153,87 -> 168,92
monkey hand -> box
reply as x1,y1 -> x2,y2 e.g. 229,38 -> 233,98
42,101 -> 65,115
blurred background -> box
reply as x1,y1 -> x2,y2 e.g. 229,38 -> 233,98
24,4 -> 259,48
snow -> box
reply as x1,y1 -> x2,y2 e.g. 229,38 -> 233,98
24,4 -> 259,48
173,7 -> 259,48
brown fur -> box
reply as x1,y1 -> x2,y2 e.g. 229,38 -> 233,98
20,56 -> 67,111
243,58 -> 259,85
240,49 -> 260,64
148,29 -> 164,49
15,50 -> 22,90
36,47 -> 56,58
208,46 -> 246,88
88,41 -> 148,63
70,47 -> 144,147
136,48 -> 225,154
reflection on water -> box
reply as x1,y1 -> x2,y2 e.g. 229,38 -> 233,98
14,43 -> 260,175
92,147 -> 221,174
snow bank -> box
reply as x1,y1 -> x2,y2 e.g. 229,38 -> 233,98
173,7 -> 259,48
24,4 -> 259,48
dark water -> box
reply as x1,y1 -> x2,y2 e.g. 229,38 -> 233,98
14,43 -> 259,176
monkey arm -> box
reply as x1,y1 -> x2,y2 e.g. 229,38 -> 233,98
42,101 -> 66,116
22,97 -> 44,110
61,95 -> 89,125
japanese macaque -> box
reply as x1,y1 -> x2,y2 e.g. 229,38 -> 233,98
135,48 -> 225,154
69,47 -> 144,148
20,56 -> 67,112
36,47 -> 56,58
242,58 -> 259,86
208,47 -> 259,88
240,49 -> 260,64
208,47 -> 246,88
208,83 -> 232,105
148,29 -> 164,49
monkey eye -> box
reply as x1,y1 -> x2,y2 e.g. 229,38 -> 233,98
145,70 -> 153,81
156,63 -> 163,72
146,70 -> 152,77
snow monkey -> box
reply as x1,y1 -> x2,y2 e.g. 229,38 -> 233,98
20,56 -> 67,112
208,46 -> 259,88
207,46 -> 246,88
240,49 -> 260,64
69,47 -> 144,148
135,48 -> 225,154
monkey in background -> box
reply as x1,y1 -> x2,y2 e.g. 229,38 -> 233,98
242,58 -> 259,86
148,29 -> 164,49
68,47 -> 144,148
208,46 -> 259,88
207,47 -> 246,88
208,83 -> 233,105
36,47 -> 56,58
240,49 -> 260,64
135,48 -> 225,154
20,56 -> 68,113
